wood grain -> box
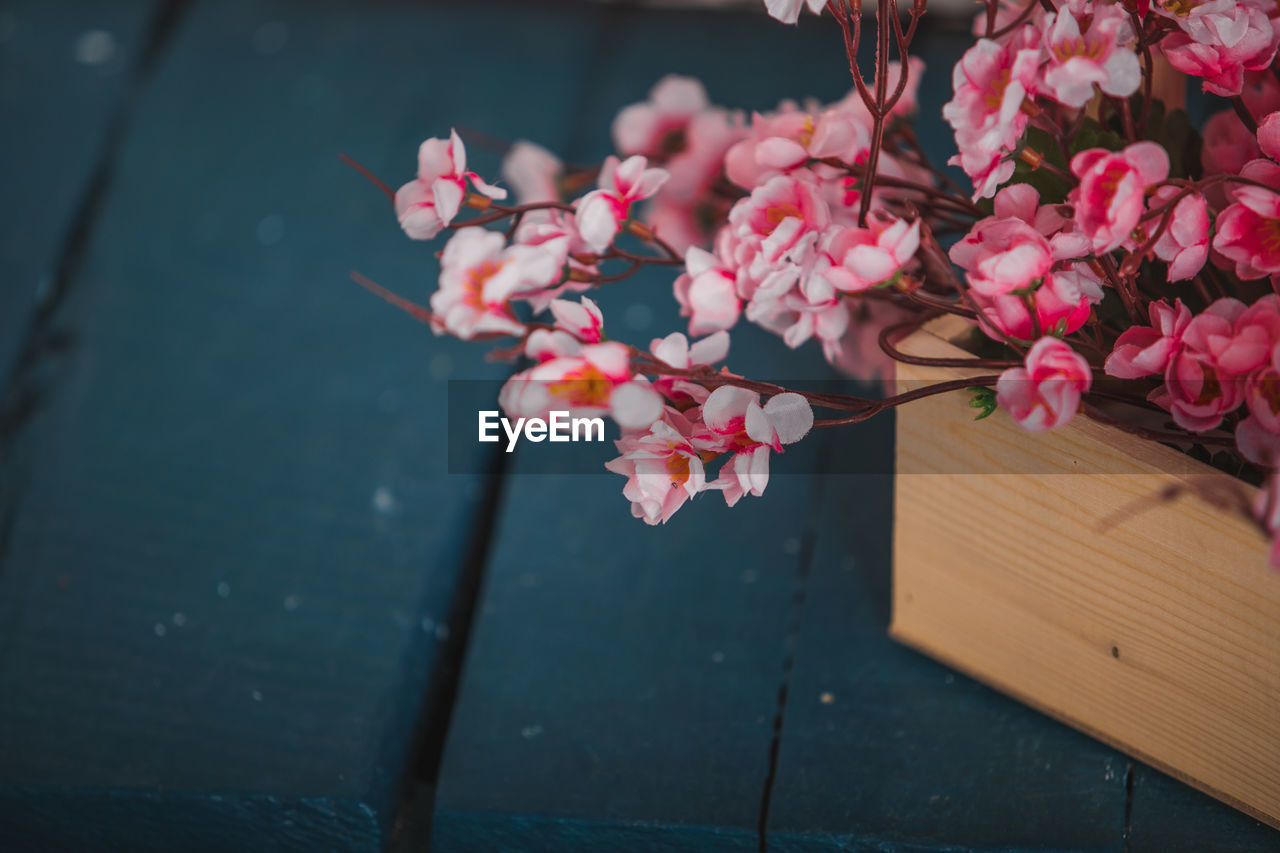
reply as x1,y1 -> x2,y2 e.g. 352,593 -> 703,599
890,318 -> 1280,831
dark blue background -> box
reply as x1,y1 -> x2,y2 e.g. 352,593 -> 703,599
0,1 -> 1275,850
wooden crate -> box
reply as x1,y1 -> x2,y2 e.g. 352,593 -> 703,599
891,316 -> 1280,831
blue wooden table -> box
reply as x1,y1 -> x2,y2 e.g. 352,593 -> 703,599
0,1 -> 1276,851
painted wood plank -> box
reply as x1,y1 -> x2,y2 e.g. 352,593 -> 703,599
0,1 -> 599,850
1127,765 -> 1280,853
431,6 -> 858,850
763,453 -> 1130,851
0,0 -> 158,382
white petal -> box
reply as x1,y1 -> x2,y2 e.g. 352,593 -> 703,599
688,331 -> 730,366
763,392 -> 813,445
611,382 -> 664,429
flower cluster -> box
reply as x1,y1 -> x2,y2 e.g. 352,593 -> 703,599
355,0 -> 1280,566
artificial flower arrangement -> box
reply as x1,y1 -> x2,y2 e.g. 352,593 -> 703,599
351,0 -> 1280,565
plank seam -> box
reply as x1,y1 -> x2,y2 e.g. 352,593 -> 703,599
389,445 -> 513,850
0,0 -> 193,459
1122,760 -> 1134,853
757,431 -> 832,852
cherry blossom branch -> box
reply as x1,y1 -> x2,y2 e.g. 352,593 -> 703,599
878,317 -> 1019,368
351,271 -> 437,327
990,0 -> 1039,40
1231,96 -> 1259,133
1132,12 -> 1155,137
340,153 -> 396,203
630,356 -> 877,412
826,0 -> 927,226
816,157 -> 985,218
814,375 -> 1002,427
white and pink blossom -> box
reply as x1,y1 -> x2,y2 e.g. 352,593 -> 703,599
1069,142 -> 1169,253
763,0 -> 825,25
500,341 -> 664,430
648,330 -> 731,404
431,229 -> 562,340
1160,0 -> 1280,97
605,407 -> 708,525
1040,0 -> 1141,108
819,214 -> 921,295
501,141 -> 563,206
996,337 -> 1094,431
674,245 -> 742,337
612,75 -> 710,160
943,29 -> 1042,199
395,129 -> 508,240
1150,188 -> 1211,281
1105,299 -> 1193,379
549,296 -> 605,343
575,155 -> 670,252
694,386 -> 813,506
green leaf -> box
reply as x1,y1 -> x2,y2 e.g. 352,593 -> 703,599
967,386 -> 998,421
1071,117 -> 1126,156
1003,127 -> 1073,203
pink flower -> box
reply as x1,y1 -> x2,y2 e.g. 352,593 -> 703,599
604,407 -> 708,525
725,105 -> 869,190
763,0 -> 825,25
499,341 -> 663,430
431,229 -> 562,340
674,246 -> 742,336
1105,298 -> 1192,379
1040,0 -> 1141,108
1202,110 -> 1262,177
575,155 -> 669,252
818,214 -> 921,294
1261,111 -> 1280,162
649,330 -> 730,404
1238,410 -> 1280,467
1246,370 -> 1280,432
511,211 -> 597,313
524,329 -> 581,362
612,75 -> 710,160
1242,68 -> 1280,119
724,174 -> 831,295
972,267 -> 1103,343
501,141 -> 563,205
943,29 -> 1042,199
1150,187 -> 1211,281
995,337 -> 1093,431
549,296 -> 604,343
694,386 -> 813,506
1233,295 -> 1280,368
646,109 -> 746,251
395,129 -> 508,240
1153,299 -> 1254,432
747,290 -> 851,356
950,217 -> 1055,296
1214,181 -> 1280,281
1160,0 -> 1279,97
1069,141 -> 1169,253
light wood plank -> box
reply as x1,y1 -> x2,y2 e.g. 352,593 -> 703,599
890,319 -> 1280,831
